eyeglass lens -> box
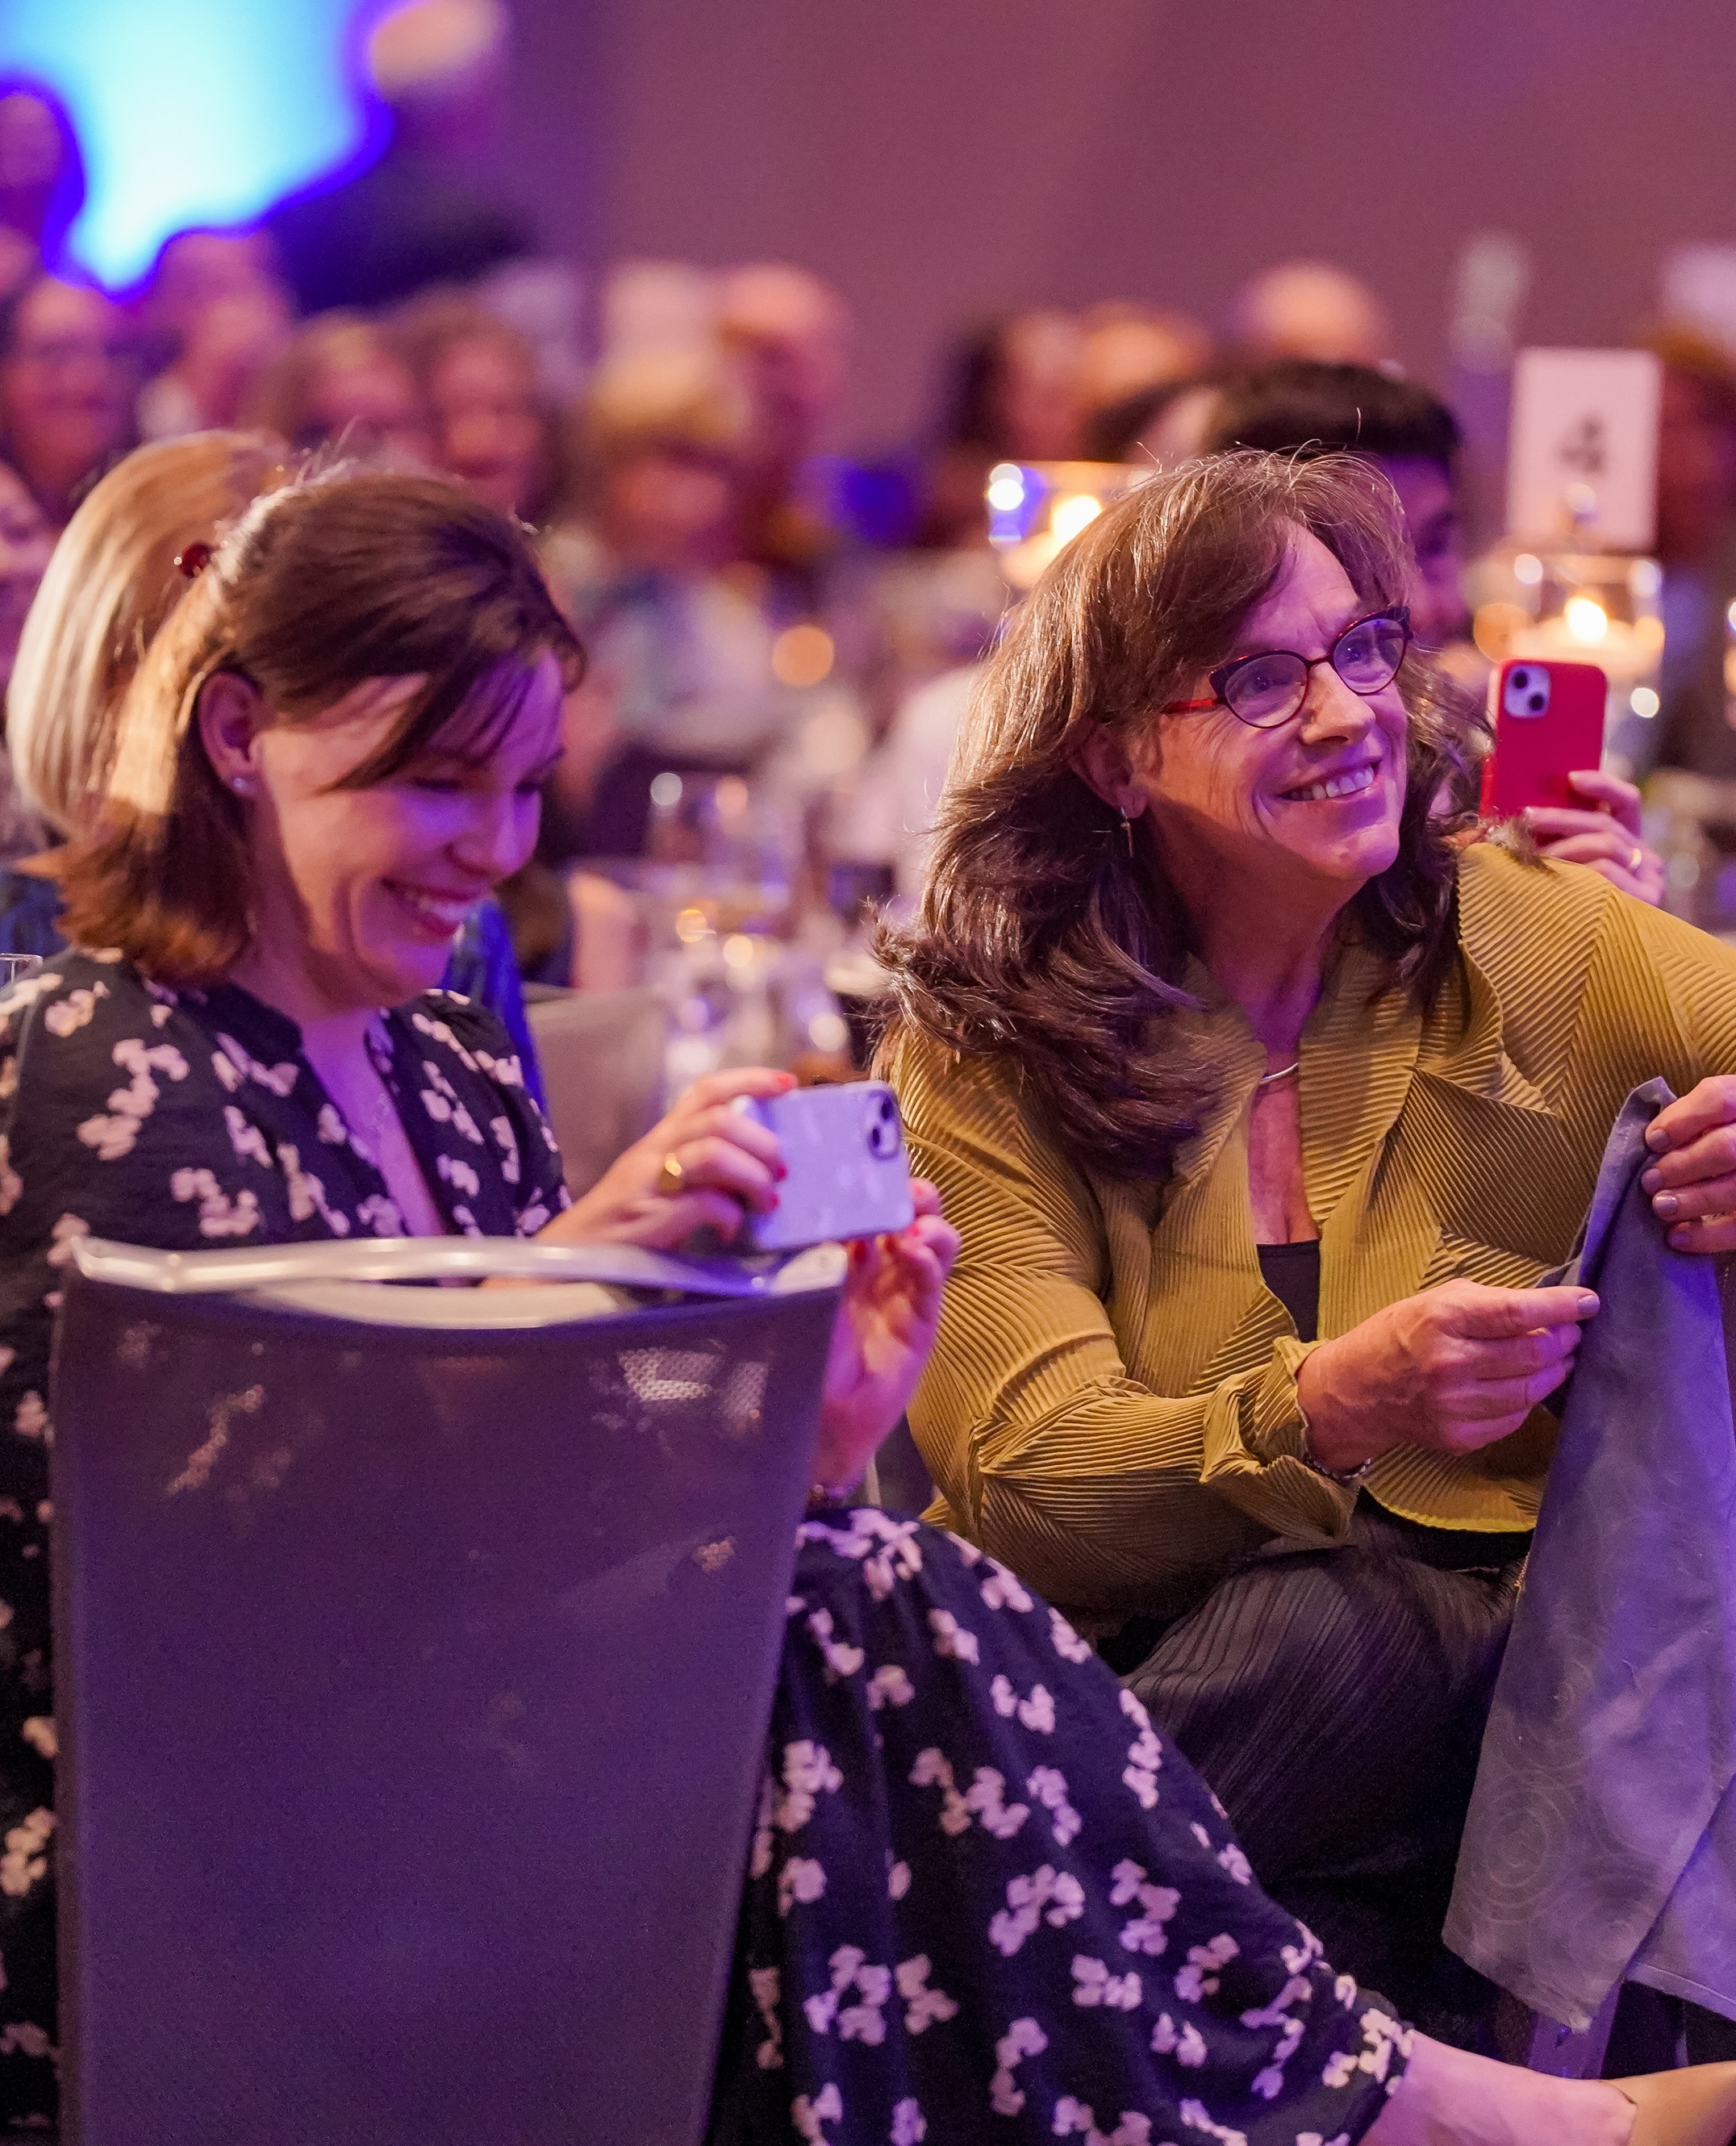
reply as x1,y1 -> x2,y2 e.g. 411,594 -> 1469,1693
1224,613 -> 1408,727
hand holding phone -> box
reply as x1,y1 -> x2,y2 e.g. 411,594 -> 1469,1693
733,1081 -> 916,1253
1479,658 -> 1608,817
1520,767 -> 1664,904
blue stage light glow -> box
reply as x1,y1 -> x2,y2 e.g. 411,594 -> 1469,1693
0,0 -> 380,288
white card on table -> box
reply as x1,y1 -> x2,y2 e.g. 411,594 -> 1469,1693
1506,348 -> 1662,552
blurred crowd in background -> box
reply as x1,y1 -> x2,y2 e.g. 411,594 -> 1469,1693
5,0 -> 1736,1032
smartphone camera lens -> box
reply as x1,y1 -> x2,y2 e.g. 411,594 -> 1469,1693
1506,666 -> 1550,718
866,1092 -> 903,1159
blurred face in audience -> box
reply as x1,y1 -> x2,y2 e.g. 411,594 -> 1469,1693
204,653 -> 565,1010
303,349 -> 431,464
0,456 -> 49,691
0,278 -> 135,524
0,90 -> 66,242
1229,262 -> 1392,366
1369,453 -> 1465,649
425,332 -> 542,517
603,443 -> 737,571
1079,311 -> 1210,419
1127,528 -> 1408,904
719,266 -> 851,479
148,231 -> 287,342
993,311 -> 1086,462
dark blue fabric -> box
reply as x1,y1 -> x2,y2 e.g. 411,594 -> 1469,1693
442,896 -> 546,1112
0,870 -> 545,1111
0,868 -> 63,959
1446,1079 -> 1736,2030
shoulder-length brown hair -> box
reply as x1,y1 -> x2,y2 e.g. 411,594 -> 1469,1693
878,449 -> 1485,1182
62,468 -> 583,982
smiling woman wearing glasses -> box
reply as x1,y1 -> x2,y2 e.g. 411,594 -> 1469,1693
878,449 -> 1736,2045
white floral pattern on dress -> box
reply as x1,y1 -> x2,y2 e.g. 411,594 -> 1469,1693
0,1810 -> 51,1897
1121,1687 -> 1165,1810
791,2079 -> 842,2142
990,1672 -> 1056,1733
77,1038 -> 190,1161
1028,1764 -> 1082,1847
42,983 -> 106,1037
989,2017 -> 1049,2116
170,1168 -> 263,1240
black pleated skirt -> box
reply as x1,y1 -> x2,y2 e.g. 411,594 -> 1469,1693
1117,1500 -> 1529,2052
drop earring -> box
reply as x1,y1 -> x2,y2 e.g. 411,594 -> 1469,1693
1120,808 -> 1137,855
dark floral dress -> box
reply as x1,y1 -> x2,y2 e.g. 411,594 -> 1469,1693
0,956 -> 1408,2142
710,1508 -> 1409,2145
0,951 -> 565,2128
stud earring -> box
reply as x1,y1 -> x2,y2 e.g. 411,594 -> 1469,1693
231,774 -> 253,797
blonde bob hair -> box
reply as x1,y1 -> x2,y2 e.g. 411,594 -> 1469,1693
6,432 -> 286,836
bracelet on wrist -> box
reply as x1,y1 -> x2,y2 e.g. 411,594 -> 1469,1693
1297,1407 -> 1376,1489
806,1473 -> 865,1511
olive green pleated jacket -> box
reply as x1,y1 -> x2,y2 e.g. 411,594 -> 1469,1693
885,844 -> 1736,1627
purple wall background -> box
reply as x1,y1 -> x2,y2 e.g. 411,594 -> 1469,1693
493,0 -> 1736,449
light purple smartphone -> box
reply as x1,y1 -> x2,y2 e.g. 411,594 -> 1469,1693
733,1081 -> 916,1253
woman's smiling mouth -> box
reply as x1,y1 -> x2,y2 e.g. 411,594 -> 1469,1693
385,882 -> 476,937
1279,761 -> 1379,804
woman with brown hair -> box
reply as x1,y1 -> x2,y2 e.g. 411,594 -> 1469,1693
0,432 -> 551,1095
880,449 -> 1736,2042
0,464 -> 955,2127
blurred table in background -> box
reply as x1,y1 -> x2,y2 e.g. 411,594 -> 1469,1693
1648,770 -> 1736,944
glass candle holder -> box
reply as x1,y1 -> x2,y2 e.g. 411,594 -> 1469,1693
1471,546 -> 1664,737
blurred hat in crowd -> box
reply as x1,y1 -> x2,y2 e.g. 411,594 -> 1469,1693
599,261 -> 720,365
1227,260 -> 1393,365
582,346 -> 753,463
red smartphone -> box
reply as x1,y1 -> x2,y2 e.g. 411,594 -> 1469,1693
1479,658 -> 1607,816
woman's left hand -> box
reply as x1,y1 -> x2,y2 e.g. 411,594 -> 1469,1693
811,1179 -> 960,1495
1523,770 -> 1664,906
1642,1077 -> 1736,1251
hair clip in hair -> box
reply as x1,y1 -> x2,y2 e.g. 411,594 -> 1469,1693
174,541 -> 215,580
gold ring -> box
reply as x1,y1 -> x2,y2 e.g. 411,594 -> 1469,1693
1630,845 -> 1643,871
656,1151 -> 686,1196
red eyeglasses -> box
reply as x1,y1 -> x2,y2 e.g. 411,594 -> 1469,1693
1162,606 -> 1411,731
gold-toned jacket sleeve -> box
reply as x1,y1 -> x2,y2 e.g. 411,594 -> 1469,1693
887,1029 -> 1353,1622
